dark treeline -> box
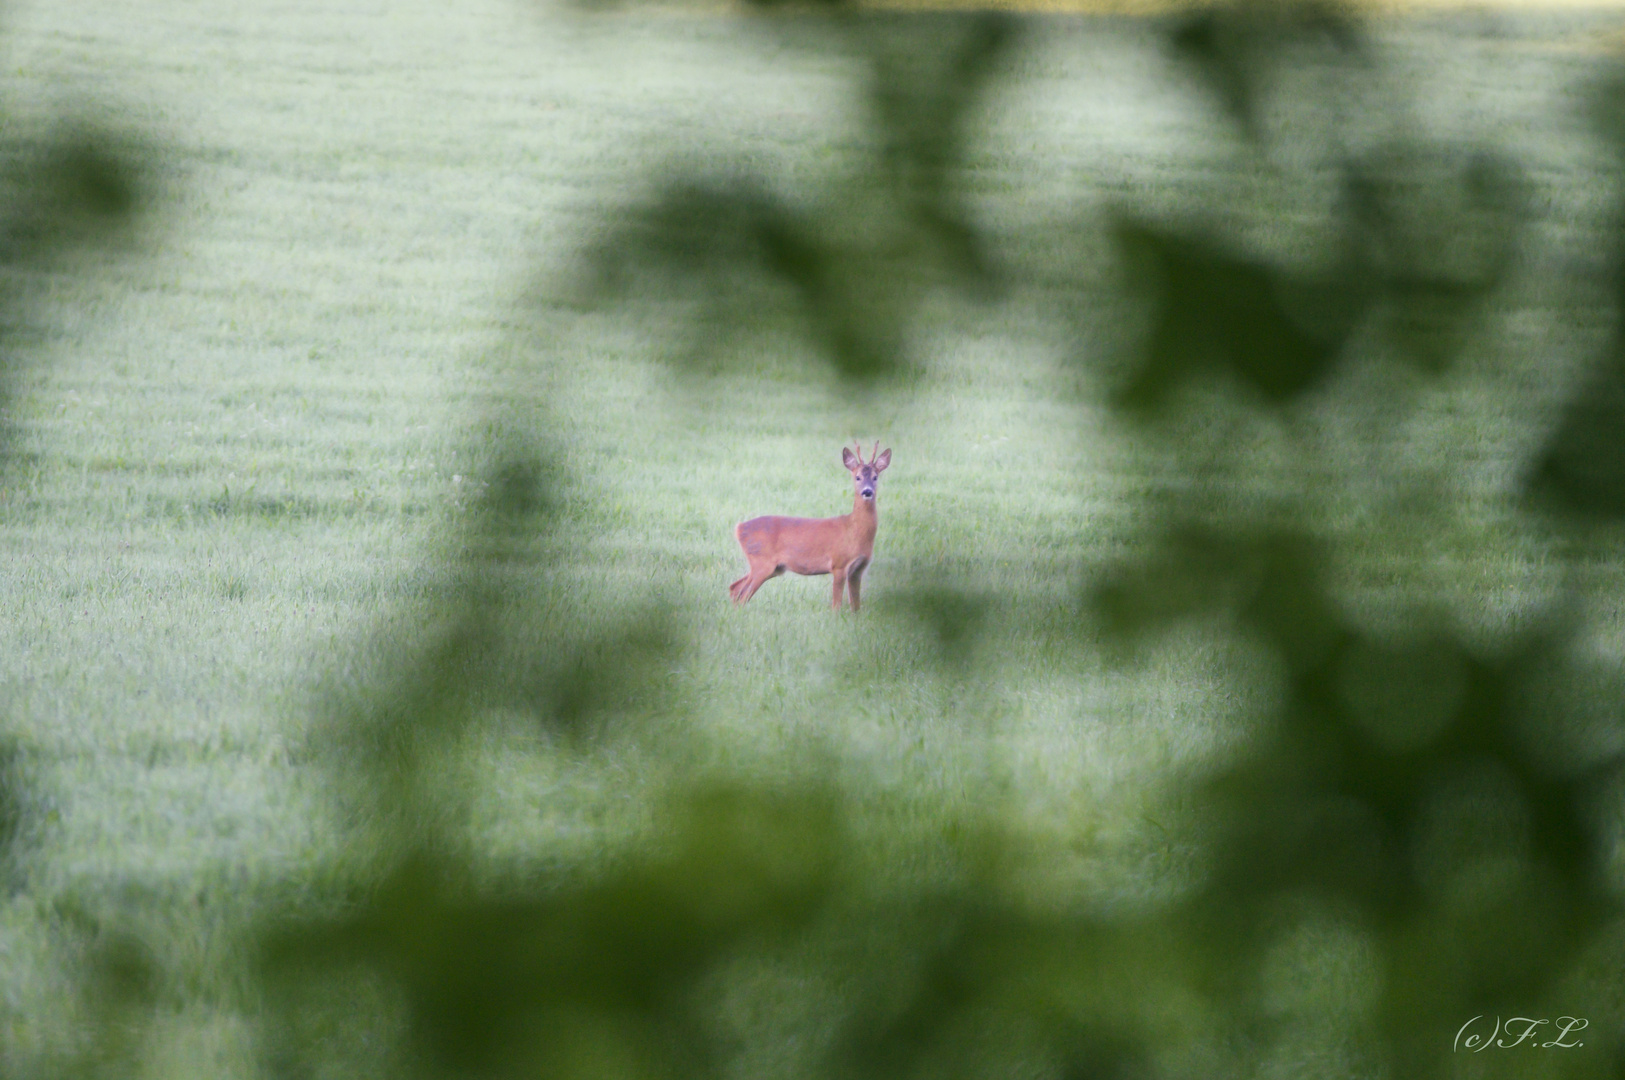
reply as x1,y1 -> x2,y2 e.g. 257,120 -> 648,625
4,2 -> 1625,1078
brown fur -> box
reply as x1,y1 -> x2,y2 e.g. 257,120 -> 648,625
729,444 -> 890,611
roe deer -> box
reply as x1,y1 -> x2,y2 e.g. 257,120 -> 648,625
730,442 -> 892,611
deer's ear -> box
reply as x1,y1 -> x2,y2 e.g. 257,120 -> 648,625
874,449 -> 891,472
843,447 -> 859,471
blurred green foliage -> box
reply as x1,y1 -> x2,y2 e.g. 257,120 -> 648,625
0,110 -> 154,1080
0,113 -> 149,866
0,123 -> 147,454
581,14 -> 1015,383
5,2 -> 1625,1079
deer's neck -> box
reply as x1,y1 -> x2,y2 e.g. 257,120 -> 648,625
850,495 -> 878,531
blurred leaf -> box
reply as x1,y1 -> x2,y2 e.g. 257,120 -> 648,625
1109,217 -> 1370,411
1169,0 -> 1362,144
890,585 -> 991,668
0,124 -> 147,265
573,15 -> 1013,386
584,177 -> 909,382
0,737 -> 22,883
866,12 -> 1017,290
1529,345 -> 1625,520
263,780 -> 843,1077
1089,524 -> 1344,676
0,121 -> 150,464
1348,143 -> 1527,372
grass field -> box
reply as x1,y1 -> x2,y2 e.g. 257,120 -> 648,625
3,1 -> 1625,1076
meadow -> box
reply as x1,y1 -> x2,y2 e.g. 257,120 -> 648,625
2,1 -> 1625,1077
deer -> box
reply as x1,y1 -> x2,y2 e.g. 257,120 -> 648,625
729,442 -> 892,611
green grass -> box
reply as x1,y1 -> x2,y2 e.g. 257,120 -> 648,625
0,6 -> 1146,1070
2,1 -> 1625,1076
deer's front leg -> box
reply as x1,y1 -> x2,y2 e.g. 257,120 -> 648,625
831,566 -> 847,610
847,564 -> 863,612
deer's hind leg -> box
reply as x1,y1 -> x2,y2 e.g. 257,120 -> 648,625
731,559 -> 782,605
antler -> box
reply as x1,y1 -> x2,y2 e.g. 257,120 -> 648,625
871,440 -> 880,466
851,440 -> 865,465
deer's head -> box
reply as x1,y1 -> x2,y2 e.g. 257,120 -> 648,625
843,442 -> 891,503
